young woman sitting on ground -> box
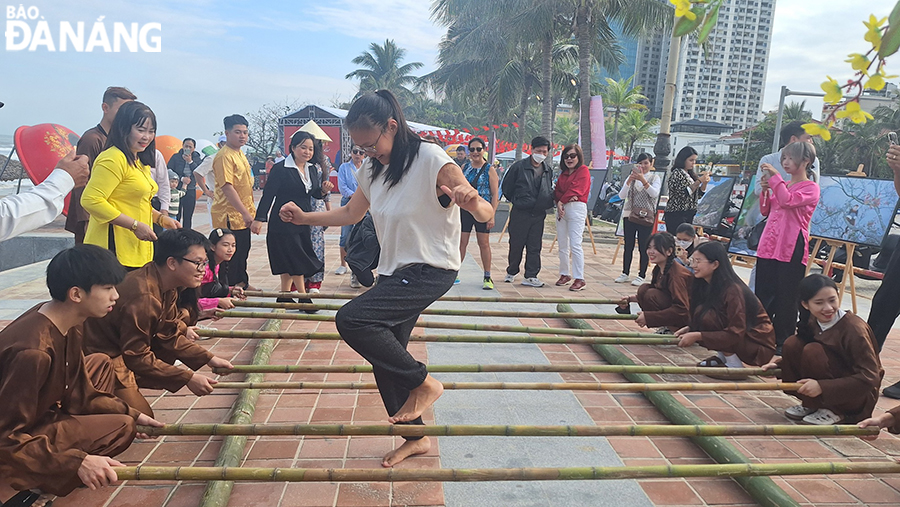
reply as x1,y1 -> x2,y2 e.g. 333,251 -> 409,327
763,274 -> 882,425
617,232 -> 692,334
675,241 -> 776,371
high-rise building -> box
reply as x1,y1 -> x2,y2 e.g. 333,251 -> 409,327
597,23 -> 640,84
633,0 -> 775,130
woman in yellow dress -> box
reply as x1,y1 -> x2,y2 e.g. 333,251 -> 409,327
82,101 -> 179,268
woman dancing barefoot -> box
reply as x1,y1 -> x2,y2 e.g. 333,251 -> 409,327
279,90 -> 493,467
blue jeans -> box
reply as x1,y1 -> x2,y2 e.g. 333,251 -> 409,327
339,194 -> 353,248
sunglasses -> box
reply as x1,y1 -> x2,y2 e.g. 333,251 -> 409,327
564,153 -> 578,160
351,150 -> 365,155
470,147 -> 484,152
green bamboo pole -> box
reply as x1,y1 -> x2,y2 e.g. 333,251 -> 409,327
138,423 -> 877,438
196,329 -> 675,344
211,381 -> 800,392
212,363 -> 777,376
116,461 -> 900,482
232,299 -> 635,320
243,290 -> 619,305
200,316 -> 279,507
211,313 -> 656,338
558,303 -> 801,507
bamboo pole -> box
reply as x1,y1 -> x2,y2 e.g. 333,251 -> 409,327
138,423 -> 877,438
115,461 -> 900,482
196,329 -> 676,345
212,363 -> 777,376
201,315 -> 280,507
214,312 -> 652,338
242,291 -> 619,305
211,381 -> 800,392
232,300 -> 634,320
558,303 -> 800,507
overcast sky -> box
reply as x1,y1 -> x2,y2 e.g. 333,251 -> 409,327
0,0 -> 896,144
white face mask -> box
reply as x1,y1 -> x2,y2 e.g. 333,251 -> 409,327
532,153 -> 547,164
676,239 -> 692,249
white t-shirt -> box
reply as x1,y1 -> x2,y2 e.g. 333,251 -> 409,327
195,155 -> 216,189
356,142 -> 460,276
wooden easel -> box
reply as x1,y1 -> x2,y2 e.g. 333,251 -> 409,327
612,237 -> 624,264
498,204 -> 511,243
548,215 -> 598,255
806,236 -> 858,313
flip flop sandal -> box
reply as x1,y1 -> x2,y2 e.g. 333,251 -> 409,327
614,304 -> 632,315
2,491 -> 44,507
784,404 -> 817,421
801,409 -> 843,426
697,355 -> 726,368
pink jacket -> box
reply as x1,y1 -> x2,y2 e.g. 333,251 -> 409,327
198,264 -> 221,311
757,173 -> 819,264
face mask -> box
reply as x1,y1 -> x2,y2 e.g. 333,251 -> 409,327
532,153 -> 547,164
676,239 -> 692,249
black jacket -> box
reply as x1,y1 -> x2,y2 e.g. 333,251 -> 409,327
167,149 -> 201,189
501,157 -> 554,215
254,159 -> 326,231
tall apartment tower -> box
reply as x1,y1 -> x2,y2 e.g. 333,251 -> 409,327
633,0 -> 775,130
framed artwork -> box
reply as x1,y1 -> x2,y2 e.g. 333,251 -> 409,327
728,176 -> 764,257
809,176 -> 900,247
692,175 -> 738,229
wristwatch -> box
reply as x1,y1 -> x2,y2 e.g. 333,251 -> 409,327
131,219 -> 139,231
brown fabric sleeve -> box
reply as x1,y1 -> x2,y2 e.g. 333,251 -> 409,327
697,286 -> 746,355
118,296 -> 195,392
67,350 -> 140,420
642,265 -> 691,329
817,318 -> 883,408
0,349 -> 87,480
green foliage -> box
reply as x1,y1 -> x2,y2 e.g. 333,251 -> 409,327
345,39 -> 424,103
554,117 -> 580,146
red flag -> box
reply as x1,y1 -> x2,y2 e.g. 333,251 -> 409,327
512,122 -> 519,128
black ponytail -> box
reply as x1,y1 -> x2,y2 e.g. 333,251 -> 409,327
346,89 -> 422,188
796,274 -> 838,343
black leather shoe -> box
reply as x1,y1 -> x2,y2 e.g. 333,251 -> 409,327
883,380 -> 900,399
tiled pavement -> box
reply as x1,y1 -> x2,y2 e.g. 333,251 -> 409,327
4,198 -> 900,506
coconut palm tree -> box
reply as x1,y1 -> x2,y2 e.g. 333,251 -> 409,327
782,100 -> 813,122
618,109 -> 659,158
345,39 -> 424,102
599,76 -> 647,167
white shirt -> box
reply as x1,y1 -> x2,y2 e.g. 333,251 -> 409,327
153,150 -> 171,213
818,309 -> 846,332
284,154 -> 312,191
356,143 -> 460,276
194,155 -> 216,190
0,168 -> 74,241
618,171 -> 662,217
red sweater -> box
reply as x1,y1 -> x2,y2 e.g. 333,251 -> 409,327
554,165 -> 591,203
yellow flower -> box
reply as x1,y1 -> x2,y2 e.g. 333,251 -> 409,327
865,70 -> 899,91
844,53 -> 870,74
863,14 -> 887,51
835,101 -> 874,124
802,122 -> 832,142
669,0 -> 696,20
820,76 -> 843,104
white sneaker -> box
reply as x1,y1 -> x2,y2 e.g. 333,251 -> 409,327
334,266 -> 348,275
504,273 -> 515,283
349,274 -> 361,288
521,277 -> 545,287
631,276 -> 645,286
784,405 -> 816,421
308,288 -> 320,294
614,273 -> 629,283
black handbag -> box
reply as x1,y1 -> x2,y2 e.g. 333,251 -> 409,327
747,219 -> 767,251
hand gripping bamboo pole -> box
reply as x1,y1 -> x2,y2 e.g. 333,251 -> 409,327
115,461 -> 900,482
210,381 -> 801,392
137,423 -> 877,438
212,363 -> 777,376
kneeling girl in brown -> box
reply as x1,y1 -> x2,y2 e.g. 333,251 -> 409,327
764,274 -> 882,425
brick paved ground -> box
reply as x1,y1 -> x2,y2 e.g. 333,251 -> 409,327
4,196 -> 900,506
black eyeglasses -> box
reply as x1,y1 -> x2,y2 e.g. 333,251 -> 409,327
564,153 -> 578,160
351,149 -> 365,155
360,129 -> 385,154
471,147 -> 484,152
181,257 -> 209,272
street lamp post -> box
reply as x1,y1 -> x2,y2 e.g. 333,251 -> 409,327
653,32 -> 682,174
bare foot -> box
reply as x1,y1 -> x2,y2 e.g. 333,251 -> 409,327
382,436 -> 431,467
388,375 -> 444,424
34,494 -> 57,507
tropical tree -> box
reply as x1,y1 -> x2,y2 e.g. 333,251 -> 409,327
782,100 -> 813,122
554,116 -> 580,146
572,0 -> 672,166
618,109 -> 658,158
598,76 -> 647,167
345,39 -> 424,102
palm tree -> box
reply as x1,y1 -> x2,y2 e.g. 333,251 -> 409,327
599,76 -> 647,167
572,0 -> 672,166
618,109 -> 658,158
783,100 -> 813,122
345,39 -> 424,102
554,117 -> 580,145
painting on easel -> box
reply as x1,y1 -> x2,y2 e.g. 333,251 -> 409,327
809,176 -> 900,247
692,175 -> 738,229
728,176 -> 764,257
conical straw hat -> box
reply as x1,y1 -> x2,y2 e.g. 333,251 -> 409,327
297,120 -> 333,142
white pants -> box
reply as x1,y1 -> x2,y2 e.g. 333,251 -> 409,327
557,201 -> 587,279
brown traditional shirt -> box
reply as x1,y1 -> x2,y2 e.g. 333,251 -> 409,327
66,124 -> 107,231
641,261 -> 692,329
83,263 -> 214,392
0,305 -> 139,488
691,283 -> 776,366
